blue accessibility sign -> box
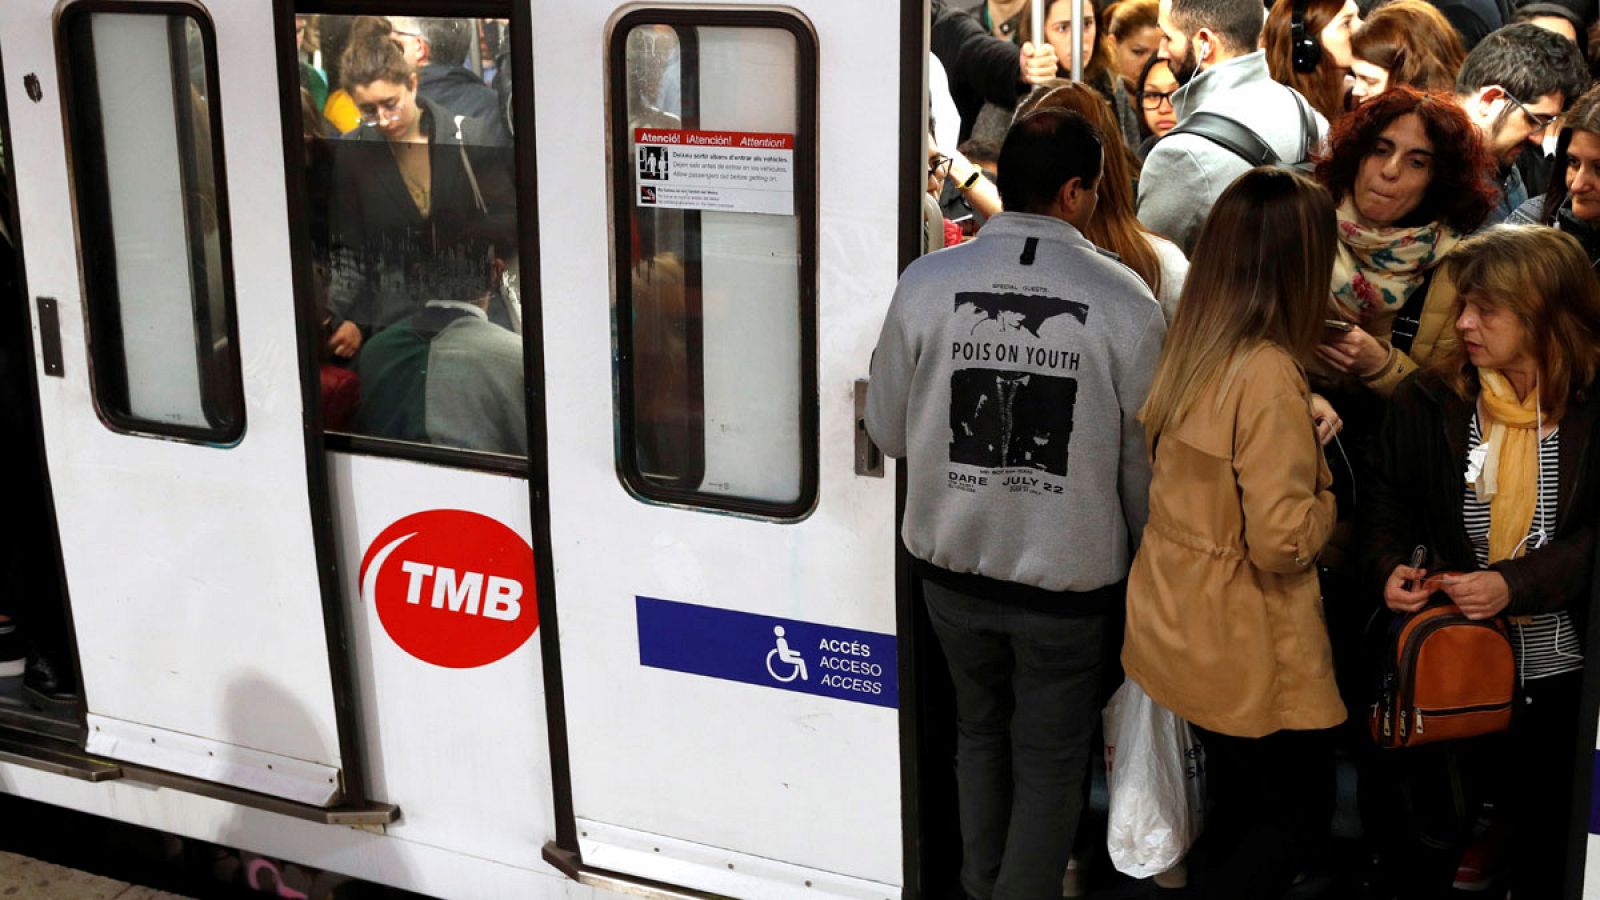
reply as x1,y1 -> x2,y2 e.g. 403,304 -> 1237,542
635,596 -> 898,709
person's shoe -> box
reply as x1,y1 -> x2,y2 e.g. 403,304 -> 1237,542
0,618 -> 24,678
1153,861 -> 1188,889
22,654 -> 77,709
1061,856 -> 1084,897
1453,822 -> 1505,893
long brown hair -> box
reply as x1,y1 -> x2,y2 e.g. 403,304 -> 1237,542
1538,83 -> 1600,224
1017,0 -> 1117,85
1141,169 -> 1336,445
1264,0 -> 1350,122
1016,80 -> 1162,297
1349,0 -> 1465,95
1432,225 -> 1600,420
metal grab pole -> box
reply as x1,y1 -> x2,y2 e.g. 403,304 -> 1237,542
1030,0 -> 1046,72
1071,0 -> 1084,81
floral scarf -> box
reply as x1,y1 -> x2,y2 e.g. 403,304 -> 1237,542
1330,199 -> 1462,324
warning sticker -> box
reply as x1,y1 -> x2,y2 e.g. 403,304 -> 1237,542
633,127 -> 795,216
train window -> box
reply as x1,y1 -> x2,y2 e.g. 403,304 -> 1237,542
611,11 -> 818,518
292,13 -> 524,465
60,7 -> 244,443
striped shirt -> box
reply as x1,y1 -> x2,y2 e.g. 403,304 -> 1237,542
1464,414 -> 1582,680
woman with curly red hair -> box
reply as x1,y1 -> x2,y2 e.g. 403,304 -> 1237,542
1313,87 -> 1499,399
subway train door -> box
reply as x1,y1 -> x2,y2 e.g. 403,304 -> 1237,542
536,0 -> 915,896
0,0 -> 353,804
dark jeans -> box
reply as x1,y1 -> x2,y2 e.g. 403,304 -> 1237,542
1190,726 -> 1336,900
923,579 -> 1107,900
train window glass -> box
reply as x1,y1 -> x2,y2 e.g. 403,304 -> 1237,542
613,14 -> 818,517
60,10 -> 244,442
293,13 -> 525,463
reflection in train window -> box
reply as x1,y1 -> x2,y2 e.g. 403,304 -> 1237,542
612,13 -> 818,518
60,9 -> 244,443
292,13 -> 525,462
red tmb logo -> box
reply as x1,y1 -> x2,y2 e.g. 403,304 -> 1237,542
360,510 -> 538,669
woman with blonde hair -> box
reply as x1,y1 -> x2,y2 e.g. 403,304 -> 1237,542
1364,225 -> 1600,897
1123,168 -> 1342,899
1016,80 -> 1187,317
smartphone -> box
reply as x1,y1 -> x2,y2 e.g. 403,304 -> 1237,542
1323,319 -> 1356,332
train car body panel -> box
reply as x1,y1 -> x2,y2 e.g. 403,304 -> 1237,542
1,0 -> 347,803
534,0 -> 906,895
327,451 -> 556,869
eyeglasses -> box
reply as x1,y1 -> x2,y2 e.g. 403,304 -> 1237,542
1140,89 -> 1177,110
929,154 -> 953,180
357,95 -> 407,126
1504,90 -> 1558,133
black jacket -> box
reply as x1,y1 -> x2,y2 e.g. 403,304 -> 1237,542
327,97 -> 515,335
419,64 -> 511,146
931,1 -> 1027,141
1363,371 -> 1600,642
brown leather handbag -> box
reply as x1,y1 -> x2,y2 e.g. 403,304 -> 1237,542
1368,602 -> 1515,749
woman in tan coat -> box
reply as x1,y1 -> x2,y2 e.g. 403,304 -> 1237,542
1122,168 -> 1344,900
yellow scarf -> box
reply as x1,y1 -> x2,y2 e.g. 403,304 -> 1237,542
1472,370 -> 1541,562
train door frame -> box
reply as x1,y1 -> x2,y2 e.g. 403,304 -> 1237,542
527,0 -> 939,896
0,36 -> 88,746
893,2 -> 933,898
1574,554 -> 1600,895
270,0 -> 556,809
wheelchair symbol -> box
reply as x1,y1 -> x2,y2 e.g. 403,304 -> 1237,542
766,626 -> 808,683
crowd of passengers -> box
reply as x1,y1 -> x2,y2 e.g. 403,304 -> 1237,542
877,0 -> 1600,898
294,15 -> 525,457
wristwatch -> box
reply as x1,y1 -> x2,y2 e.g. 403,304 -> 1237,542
958,170 -> 982,191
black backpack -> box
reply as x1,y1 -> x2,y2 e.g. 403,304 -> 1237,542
1164,89 -> 1319,172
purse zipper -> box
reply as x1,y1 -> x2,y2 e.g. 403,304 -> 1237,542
1413,700 -> 1514,735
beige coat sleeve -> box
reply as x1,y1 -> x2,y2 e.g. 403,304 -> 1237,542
1233,363 -> 1338,575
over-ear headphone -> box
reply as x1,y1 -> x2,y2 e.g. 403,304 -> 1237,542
1290,0 -> 1322,73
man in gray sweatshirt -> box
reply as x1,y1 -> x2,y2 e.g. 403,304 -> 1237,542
866,109 -> 1164,900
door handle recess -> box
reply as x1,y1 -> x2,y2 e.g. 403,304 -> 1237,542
36,297 -> 63,377
854,378 -> 883,478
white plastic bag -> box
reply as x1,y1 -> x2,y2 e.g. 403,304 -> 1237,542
1102,679 -> 1206,878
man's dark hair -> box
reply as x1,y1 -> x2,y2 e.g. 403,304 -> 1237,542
1510,4 -> 1588,60
419,242 -> 499,304
1168,0 -> 1265,57
1455,22 -> 1590,107
996,109 -> 1103,215
417,18 -> 474,68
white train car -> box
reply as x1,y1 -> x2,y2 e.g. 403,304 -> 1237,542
0,0 -> 927,896
0,0 -> 1597,898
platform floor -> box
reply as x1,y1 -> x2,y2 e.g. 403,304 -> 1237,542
0,850 -> 189,900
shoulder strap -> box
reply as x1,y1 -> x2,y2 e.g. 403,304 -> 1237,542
1389,267 -> 1435,355
454,115 -> 488,214
1166,110 -> 1280,168
1292,90 -> 1318,163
